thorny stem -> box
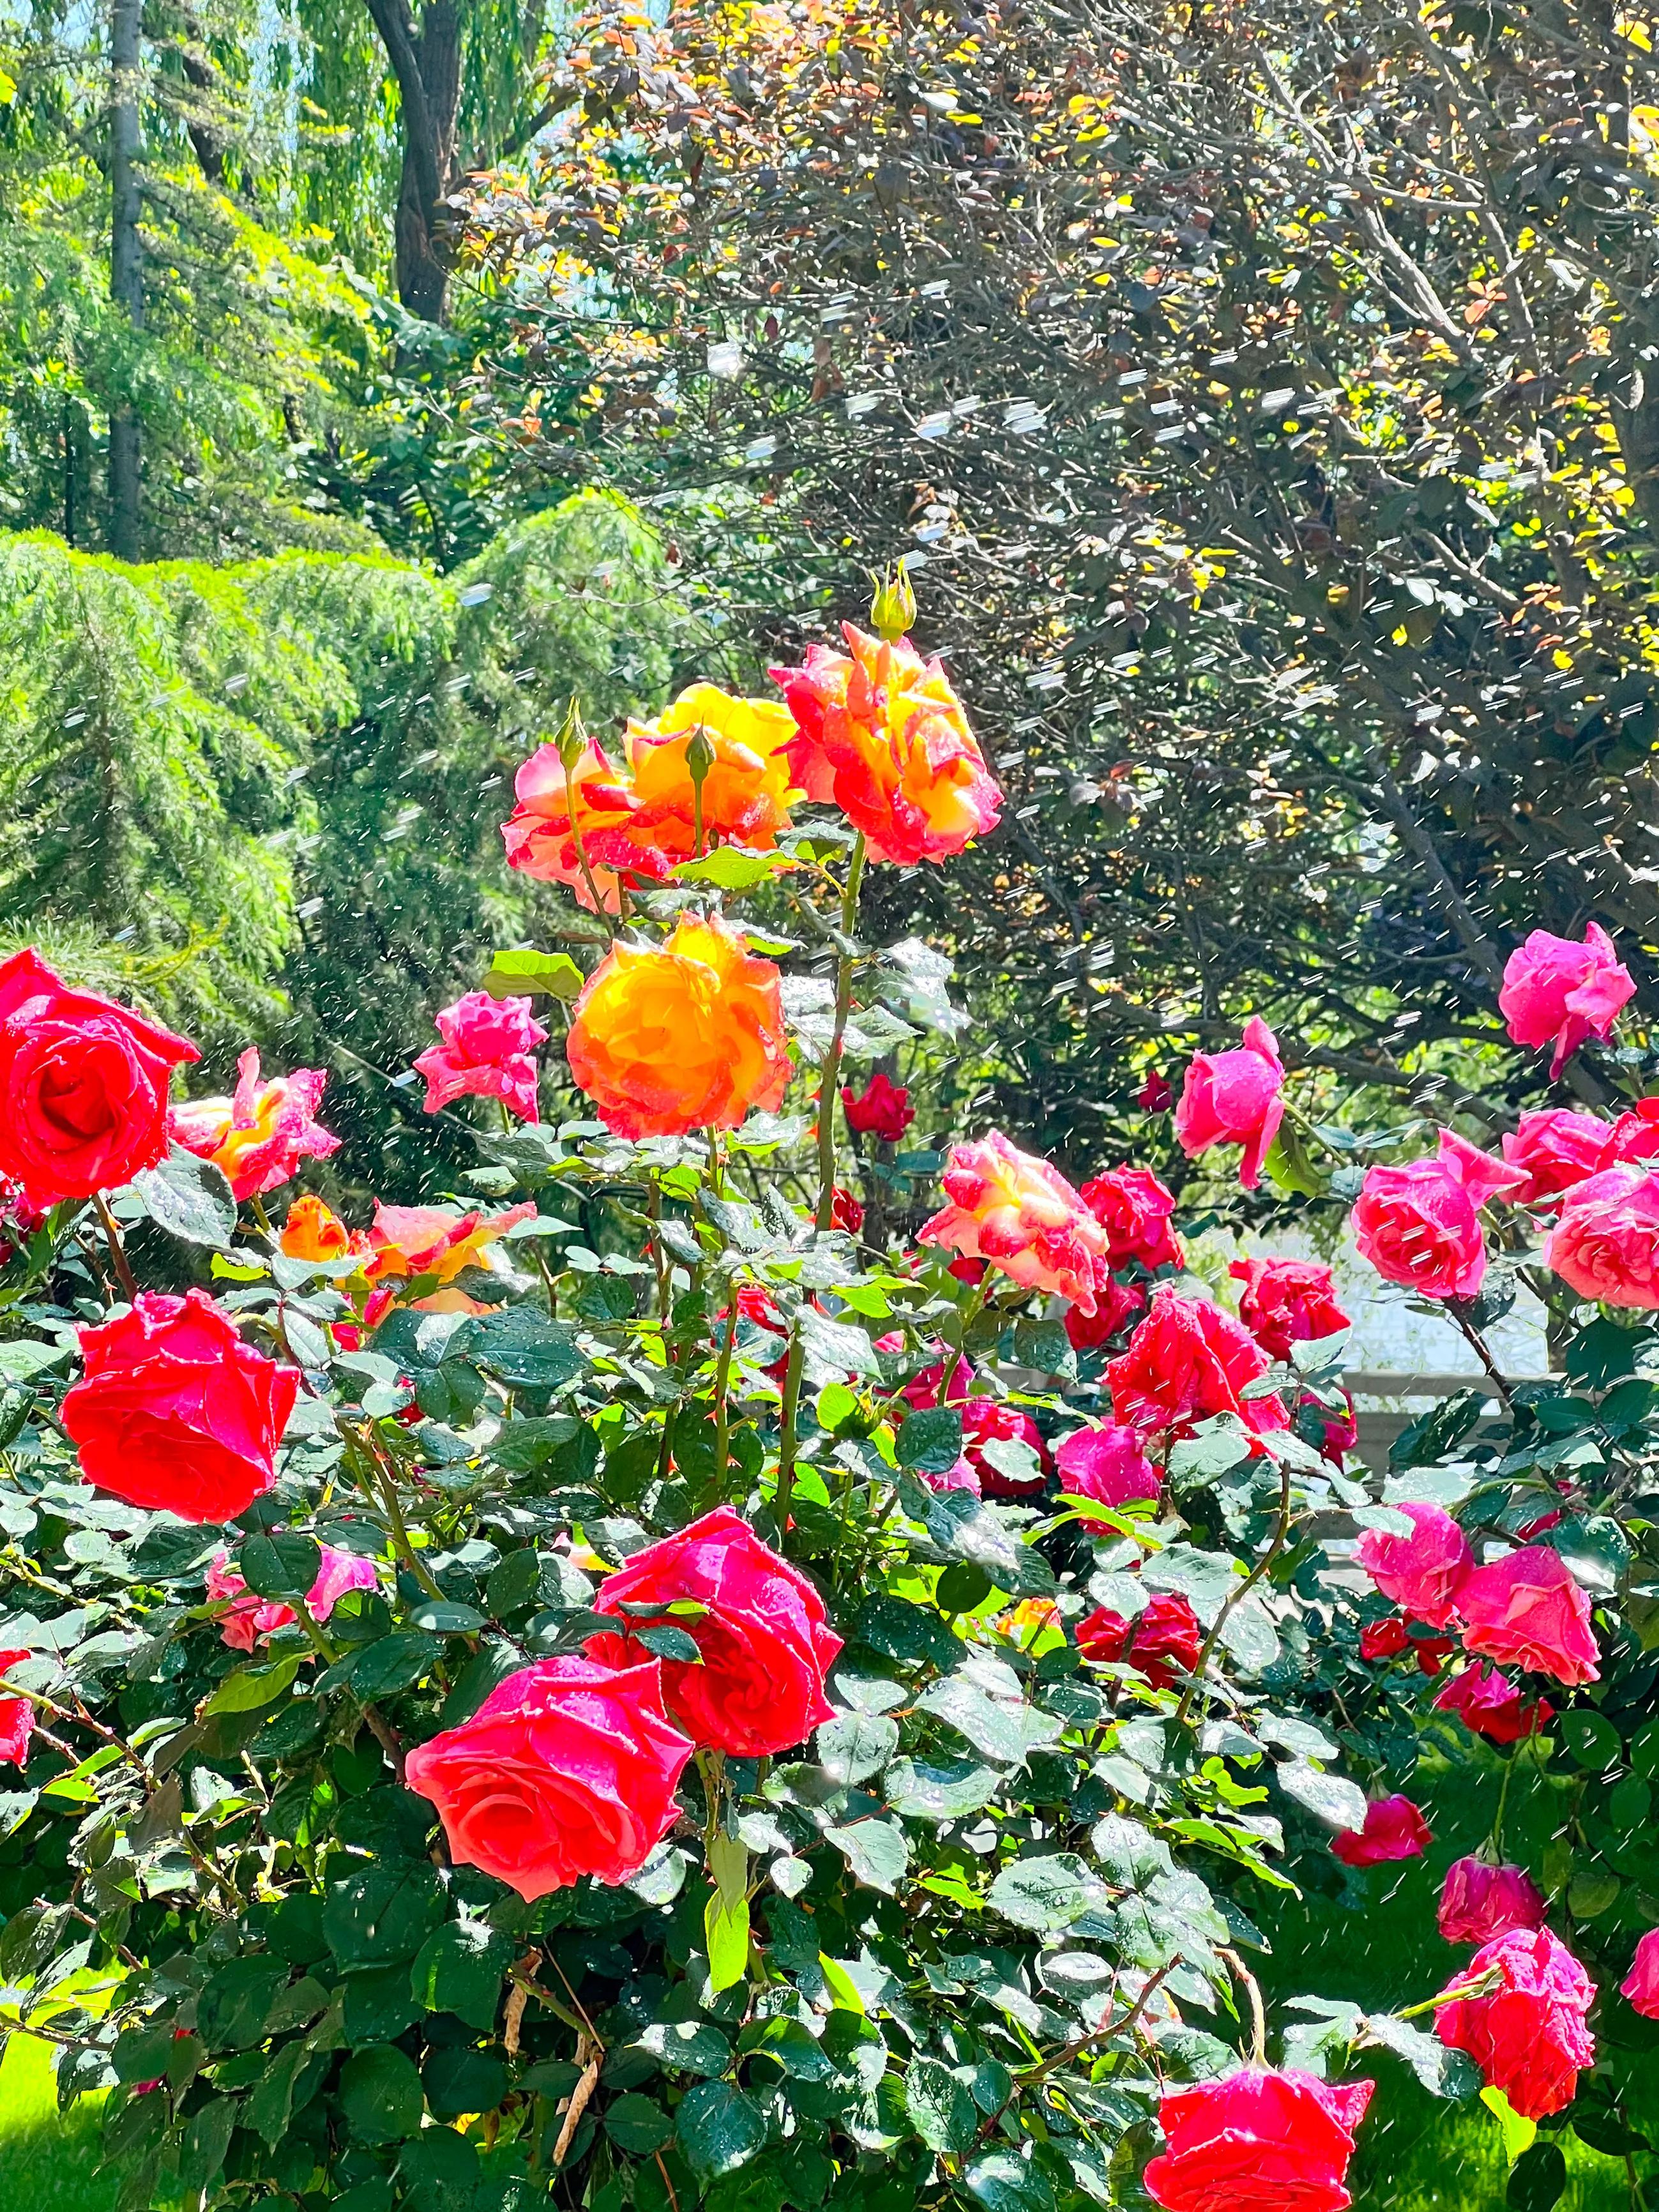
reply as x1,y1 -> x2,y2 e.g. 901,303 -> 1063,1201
1451,1310 -> 1515,1411
712,1293 -> 739,1492
1219,1946 -> 1268,2065
344,1422 -> 446,1604
90,1192 -> 138,1301
1175,1455 -> 1295,1727
814,831 -> 867,1231
973,1958 -> 1178,2142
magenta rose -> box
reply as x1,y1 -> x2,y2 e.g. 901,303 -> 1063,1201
1499,922 -> 1633,1079
404,1656 -> 693,1898
1621,1930 -> 1659,2020
1331,1794 -> 1431,1868
62,1290 -> 298,1524
206,1543 -> 378,1652
1055,1423 -> 1162,1529
1436,1926 -> 1595,2120
1354,1500 -> 1472,1628
1458,1544 -> 1599,1686
0,949 -> 199,1206
1144,2067 -> 1374,2212
1544,1162 -> 1659,1309
1501,1109 -> 1610,1205
1351,1130 -> 1523,1300
1174,1016 -> 1285,1190
414,990 -> 548,1123
0,1650 -> 34,1768
1438,1856 -> 1547,1946
1433,1660 -> 1553,1744
588,1505 -> 842,1757
1229,1256 -> 1350,1360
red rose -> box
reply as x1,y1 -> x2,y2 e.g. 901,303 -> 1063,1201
0,1650 -> 34,1768
1437,1856 -> 1546,1946
1500,1109 -> 1610,1204
1107,1285 -> 1289,1441
1230,1257 -> 1350,1360
404,1656 -> 693,1898
1144,2066 -> 1374,2212
1354,1501 -> 1471,1629
829,1185 -> 865,1236
1358,1616 -> 1411,1664
1079,1164 -> 1183,1271
842,1072 -> 914,1144
1077,1592 -> 1202,1690
1458,1545 -> 1599,1686
62,1289 -> 298,1524
588,1506 -> 842,1757
0,950 -> 198,1205
1351,1130 -> 1523,1301
1063,1268 -> 1146,1353
1137,1068 -> 1174,1113
1433,1660 -> 1553,1744
1173,1017 -> 1285,1191
1436,1926 -> 1595,2120
1331,1793 -> 1431,1867
1601,1095 -> 1659,1168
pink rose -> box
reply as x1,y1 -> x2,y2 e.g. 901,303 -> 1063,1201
1600,1095 -> 1659,1168
169,1049 -> 339,1202
1144,2068 -> 1374,2212
0,1649 -> 34,1768
1230,1257 -> 1350,1360
413,990 -> 549,1123
1055,1423 -> 1161,1530
1500,1109 -> 1610,1205
1438,1856 -> 1547,1946
1354,1501 -> 1472,1628
1351,1130 -> 1523,1300
404,1656 -> 693,1898
1436,1927 -> 1595,2120
1174,1016 -> 1285,1190
588,1506 -> 842,1757
920,1130 -> 1109,1309
1621,1929 -> 1659,2020
1499,922 -> 1634,1079
1458,1544 -> 1599,1686
1543,1163 -> 1659,1309
1079,1164 -> 1183,1271
1434,1660 -> 1554,1744
206,1544 -> 379,1652
1331,1794 -> 1432,1867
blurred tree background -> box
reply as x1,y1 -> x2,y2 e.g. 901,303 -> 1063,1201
6,0 -> 1659,1209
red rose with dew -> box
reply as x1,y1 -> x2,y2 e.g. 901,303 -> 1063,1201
1231,1257 -> 1350,1360
842,1071 -> 914,1143
1351,1129 -> 1523,1300
1107,1285 -> 1289,1441
1144,2066 -> 1374,2212
588,1506 -> 841,1757
1438,1856 -> 1547,1946
0,949 -> 199,1205
1331,1794 -> 1432,1867
413,990 -> 547,1123
168,1049 -> 339,1201
62,1290 -> 298,1524
829,1185 -> 864,1236
1079,1163 -> 1183,1271
404,1656 -> 693,1898
1137,1067 -> 1174,1113
1544,1162 -> 1659,1310
1499,922 -> 1633,1079
1621,1930 -> 1659,2019
1354,1501 -> 1472,1628
1358,1616 -> 1410,1665
1063,1266 -> 1146,1353
1433,1660 -> 1553,1744
1436,1925 -> 1595,2120
0,1651 -> 34,1768
1458,1544 -> 1600,1686
1173,1016 -> 1285,1191
1501,1109 -> 1610,1205
1076,1592 -> 1202,1690
920,1130 -> 1109,1308
206,1545 -> 379,1653
1055,1422 -> 1161,1530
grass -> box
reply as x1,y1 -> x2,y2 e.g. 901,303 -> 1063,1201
0,2027 -> 112,2212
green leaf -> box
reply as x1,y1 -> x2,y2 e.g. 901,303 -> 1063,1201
132,1147 -> 238,1248
1506,2142 -> 1567,2211
344,1632 -> 441,1700
1363,2012 -> 1480,2098
987,1852 -> 1106,1934
1482,2087 -> 1538,2165
905,2056 -> 977,2153
671,847 -> 795,890
203,1656 -> 303,1716
1263,1121 -> 1325,1198
323,1861 -> 446,1969
0,1338 -> 68,1381
470,1307 -> 584,1388
897,1406 -> 964,1473
817,1954 -> 867,2013
1276,1761 -> 1368,1833
637,2020 -> 734,2077
484,946 -> 585,999
1559,1709 -> 1621,1772
606,2094 -> 675,2155
676,2080 -> 769,2178
179,2098 -> 238,2193
828,1817 -> 909,1894
238,1531 -> 322,1601
410,1918 -> 513,2031
197,1958 -> 289,2051
338,2044 -> 425,2144
817,1711 -> 900,1786
705,1888 -> 751,1994
886,1758 -> 1000,1819
964,2151 -> 1056,2212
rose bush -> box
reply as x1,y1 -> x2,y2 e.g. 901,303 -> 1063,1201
1,590 -> 1659,2212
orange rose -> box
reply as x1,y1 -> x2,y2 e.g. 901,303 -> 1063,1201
566,914 -> 791,1139
771,623 -> 1002,865
500,736 -> 670,914
364,1199 -> 536,1289
280,1193 -> 361,1262
622,684 -> 798,861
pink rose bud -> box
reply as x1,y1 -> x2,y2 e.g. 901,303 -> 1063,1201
1436,1927 -> 1595,2121
1351,1129 -> 1524,1301
1174,1016 -> 1285,1190
1331,1793 -> 1432,1867
1054,1422 -> 1162,1530
1499,922 -> 1634,1079
1437,1855 -> 1547,1945
1457,1544 -> 1600,1687
1543,1163 -> 1659,1310
1354,1500 -> 1473,1628
1144,2068 -> 1374,2212
1621,1929 -> 1659,2020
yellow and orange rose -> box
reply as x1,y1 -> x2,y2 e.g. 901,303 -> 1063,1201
566,913 -> 791,1139
622,683 -> 799,861
499,736 -> 670,914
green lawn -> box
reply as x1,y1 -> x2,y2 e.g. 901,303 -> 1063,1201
0,2029 -> 112,2212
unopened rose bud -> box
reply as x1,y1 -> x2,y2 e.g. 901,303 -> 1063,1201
554,695 -> 589,773
869,563 -> 916,642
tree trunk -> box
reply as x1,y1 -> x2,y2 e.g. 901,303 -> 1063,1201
108,0 -> 143,560
364,0 -> 462,323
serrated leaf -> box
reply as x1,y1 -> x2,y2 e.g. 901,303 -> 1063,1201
987,1852 -> 1104,1933
676,2079 -> 768,2178
829,1817 -> 909,1893
133,1147 -> 239,1248
817,1711 -> 900,1785
907,2056 -> 977,2153
484,946 -> 584,999
1277,1761 -> 1368,1833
